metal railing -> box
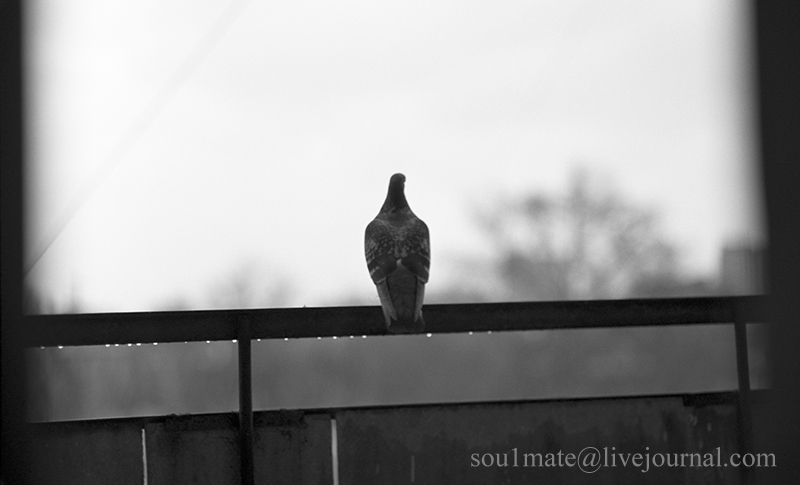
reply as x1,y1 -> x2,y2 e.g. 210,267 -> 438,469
23,295 -> 765,485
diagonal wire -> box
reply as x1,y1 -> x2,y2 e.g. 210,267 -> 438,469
25,0 -> 252,278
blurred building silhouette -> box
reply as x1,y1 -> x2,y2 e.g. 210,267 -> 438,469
720,242 -> 765,295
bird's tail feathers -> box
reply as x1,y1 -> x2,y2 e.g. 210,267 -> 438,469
377,266 -> 426,334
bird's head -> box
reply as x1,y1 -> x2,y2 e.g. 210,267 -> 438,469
380,173 -> 409,213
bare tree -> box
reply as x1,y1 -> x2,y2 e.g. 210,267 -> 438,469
478,167 -> 684,301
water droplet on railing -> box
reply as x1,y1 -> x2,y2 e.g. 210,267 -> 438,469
136,343 -> 142,346
426,333 -> 432,337
361,335 -> 367,339
284,338 -> 289,341
332,336 -> 338,340
349,335 -> 354,339
105,344 -> 110,348
114,343 -> 120,347
153,342 -> 158,346
487,331 -> 492,335
206,340 -> 211,344
256,339 -> 261,342
232,339 -> 237,344
57,345 -> 64,350
468,331 -> 473,336
317,337 -> 322,340
40,346 -> 45,350
127,343 -> 132,347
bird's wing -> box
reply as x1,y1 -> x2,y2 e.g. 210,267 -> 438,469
399,218 -> 430,284
400,218 -> 429,328
365,218 -> 397,285
365,217 -> 430,283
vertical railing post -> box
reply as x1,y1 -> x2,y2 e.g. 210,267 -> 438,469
734,309 -> 753,484
238,315 -> 254,485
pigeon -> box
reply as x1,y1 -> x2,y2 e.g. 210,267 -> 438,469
365,173 -> 430,333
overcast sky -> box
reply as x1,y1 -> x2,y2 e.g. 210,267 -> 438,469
24,0 -> 763,312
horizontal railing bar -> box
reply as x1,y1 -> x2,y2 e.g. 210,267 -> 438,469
22,296 -> 765,348
26,390 -> 768,426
